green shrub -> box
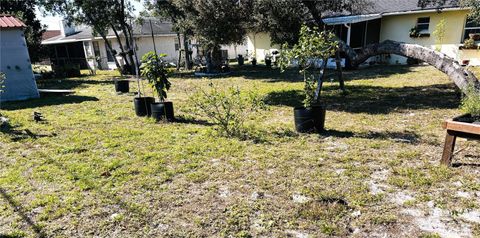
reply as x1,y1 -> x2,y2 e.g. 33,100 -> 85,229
140,52 -> 171,101
464,38 -> 478,49
189,82 -> 264,138
460,84 -> 480,117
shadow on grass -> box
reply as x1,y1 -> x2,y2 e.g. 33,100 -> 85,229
0,188 -> 46,237
264,83 -> 459,114
322,129 -> 421,144
0,124 -> 56,142
2,95 -> 99,110
174,115 -> 214,126
36,78 -> 113,90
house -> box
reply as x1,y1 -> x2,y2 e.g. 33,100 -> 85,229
41,19 -> 248,71
247,0 -> 480,66
0,15 -> 39,102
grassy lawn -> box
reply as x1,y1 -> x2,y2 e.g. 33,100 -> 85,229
1,65 -> 479,237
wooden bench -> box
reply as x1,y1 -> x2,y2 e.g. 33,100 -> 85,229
441,116 -> 480,166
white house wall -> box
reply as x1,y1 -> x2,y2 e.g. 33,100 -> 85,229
0,28 -> 39,102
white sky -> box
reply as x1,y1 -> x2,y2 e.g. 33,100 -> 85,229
36,1 -> 145,30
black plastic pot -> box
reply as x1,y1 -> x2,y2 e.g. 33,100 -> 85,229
151,101 -> 175,122
115,80 -> 130,93
265,59 -> 272,68
133,97 -> 154,117
237,55 -> 244,66
293,106 -> 326,133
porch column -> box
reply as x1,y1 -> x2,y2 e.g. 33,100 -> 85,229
345,23 -> 351,45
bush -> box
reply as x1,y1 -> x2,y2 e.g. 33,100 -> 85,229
189,82 -> 264,138
464,38 -> 478,50
461,84 -> 480,117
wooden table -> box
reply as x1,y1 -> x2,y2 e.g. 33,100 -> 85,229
441,116 -> 480,166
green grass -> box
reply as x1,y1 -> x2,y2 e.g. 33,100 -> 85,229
0,65 -> 479,237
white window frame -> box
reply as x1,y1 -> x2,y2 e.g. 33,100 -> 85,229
416,17 -> 430,33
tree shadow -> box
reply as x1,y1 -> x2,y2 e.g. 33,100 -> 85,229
2,95 -> 99,110
173,115 -> 215,126
36,78 -> 113,90
0,188 -> 46,237
321,129 -> 421,144
264,83 -> 458,114
0,124 -> 56,142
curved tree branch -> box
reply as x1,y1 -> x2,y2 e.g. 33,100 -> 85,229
339,40 -> 480,93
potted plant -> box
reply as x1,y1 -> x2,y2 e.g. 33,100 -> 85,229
237,54 -> 244,66
279,25 -> 338,133
265,52 -> 272,68
114,76 -> 130,93
409,27 -> 420,38
140,51 -> 174,121
458,84 -> 480,124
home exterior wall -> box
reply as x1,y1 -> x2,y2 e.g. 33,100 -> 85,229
0,28 -> 39,102
379,9 -> 480,65
246,33 -> 281,61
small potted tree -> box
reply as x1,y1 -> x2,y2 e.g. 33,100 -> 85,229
279,25 -> 338,133
140,51 -> 174,121
265,52 -> 272,68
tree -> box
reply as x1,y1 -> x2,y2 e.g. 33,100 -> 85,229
0,0 -> 46,62
40,0 -> 138,75
252,0 -> 373,45
176,0 -> 252,73
145,0 -> 194,70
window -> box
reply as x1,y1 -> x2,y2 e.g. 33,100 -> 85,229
105,41 -> 114,62
175,43 -> 179,51
416,17 -> 430,32
463,17 -> 480,42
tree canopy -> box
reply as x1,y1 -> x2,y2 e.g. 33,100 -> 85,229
1,0 -> 46,62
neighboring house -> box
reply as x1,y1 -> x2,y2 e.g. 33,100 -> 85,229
0,15 -> 39,102
247,0 -> 480,66
41,19 -> 248,71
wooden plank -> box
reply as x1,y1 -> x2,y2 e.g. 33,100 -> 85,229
38,89 -> 75,93
441,130 -> 457,166
444,120 -> 480,135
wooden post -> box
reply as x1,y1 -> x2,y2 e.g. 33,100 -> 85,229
335,51 -> 345,93
441,130 -> 457,166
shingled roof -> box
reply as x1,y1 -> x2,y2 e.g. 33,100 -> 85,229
367,0 -> 460,14
0,15 -> 25,28
42,18 -> 175,45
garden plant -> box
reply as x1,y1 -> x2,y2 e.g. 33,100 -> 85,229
279,25 -> 338,133
140,51 -> 174,121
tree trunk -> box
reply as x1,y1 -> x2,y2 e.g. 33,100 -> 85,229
99,32 -> 122,75
339,40 -> 480,93
314,58 -> 329,102
183,34 -> 192,70
111,24 -> 129,74
335,51 -> 345,93
176,33 -> 182,70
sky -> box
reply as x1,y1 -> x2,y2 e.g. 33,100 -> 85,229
36,1 -> 145,30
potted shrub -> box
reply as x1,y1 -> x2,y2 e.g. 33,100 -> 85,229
441,84 -> 480,165
265,52 -> 272,68
237,54 -> 244,66
279,25 -> 338,133
458,84 -> 480,124
140,51 -> 174,122
114,76 -> 130,93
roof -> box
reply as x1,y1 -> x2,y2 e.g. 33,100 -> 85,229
42,19 -> 175,45
323,0 -> 463,25
367,0 -> 460,15
0,15 -> 25,28
42,30 -> 61,40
